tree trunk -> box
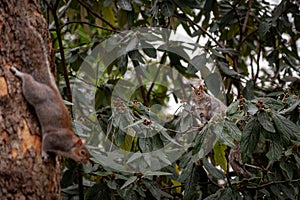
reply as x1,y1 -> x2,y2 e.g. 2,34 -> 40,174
0,0 -> 62,199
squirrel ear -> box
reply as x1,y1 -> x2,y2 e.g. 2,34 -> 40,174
75,138 -> 85,146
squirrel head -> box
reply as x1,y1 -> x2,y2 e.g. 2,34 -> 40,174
71,139 -> 90,164
192,85 -> 206,98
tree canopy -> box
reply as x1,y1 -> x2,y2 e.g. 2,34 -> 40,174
43,0 -> 299,199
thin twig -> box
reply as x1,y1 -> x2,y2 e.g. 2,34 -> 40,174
77,0 -> 117,31
59,21 -> 119,32
49,2 -> 73,106
254,42 -> 261,87
237,0 -> 254,51
246,178 -> 300,189
147,53 -> 166,102
132,60 -> 149,106
173,11 -> 227,52
231,2 -> 243,38
242,0 -> 253,34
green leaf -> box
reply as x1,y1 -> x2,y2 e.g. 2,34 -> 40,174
243,80 -> 255,100
226,101 -> 239,116
138,137 -> 152,152
205,72 -> 223,98
270,185 -> 282,198
120,133 -> 134,152
257,98 -> 284,111
280,161 -> 294,180
117,54 -> 128,76
257,110 -> 276,133
258,22 -> 272,37
140,40 -> 157,58
104,0 -> 113,7
143,171 -> 172,177
107,180 -> 117,190
102,4 -> 116,26
118,0 -> 132,11
193,126 -> 216,160
204,188 -> 233,200
202,158 -> 225,179
224,120 -> 242,141
266,139 -> 282,161
213,141 -> 227,172
218,61 -> 239,77
182,163 -> 207,200
215,47 -> 239,55
123,119 -> 144,129
240,118 -> 260,162
213,122 -> 235,147
279,98 -> 300,115
142,179 -> 173,200
161,0 -> 174,17
85,183 -> 110,200
278,184 -> 296,199
120,176 -> 138,189
244,101 -> 258,115
188,53 -> 207,71
271,111 -> 300,140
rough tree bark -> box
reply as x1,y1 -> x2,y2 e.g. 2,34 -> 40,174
0,0 -> 62,199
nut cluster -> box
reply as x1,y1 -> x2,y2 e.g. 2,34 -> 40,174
255,100 -> 265,109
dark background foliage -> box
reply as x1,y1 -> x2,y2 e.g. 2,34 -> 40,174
43,0 -> 299,199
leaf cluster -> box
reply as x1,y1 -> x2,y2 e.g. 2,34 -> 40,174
42,0 -> 300,199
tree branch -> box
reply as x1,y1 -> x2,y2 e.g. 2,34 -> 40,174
48,2 -> 73,106
242,0 -> 253,34
246,178 -> 300,189
133,60 -> 149,106
147,52 -> 166,103
237,0 -> 254,51
59,21 -> 119,33
76,0 -> 117,31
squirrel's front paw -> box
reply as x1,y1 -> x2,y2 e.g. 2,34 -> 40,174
42,150 -> 50,162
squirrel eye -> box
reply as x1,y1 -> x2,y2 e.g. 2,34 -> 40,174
79,149 -> 86,156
